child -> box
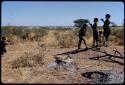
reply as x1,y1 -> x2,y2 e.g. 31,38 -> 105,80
98,30 -> 104,47
0,37 -> 7,55
101,14 -> 111,47
78,24 -> 88,49
89,18 -> 99,47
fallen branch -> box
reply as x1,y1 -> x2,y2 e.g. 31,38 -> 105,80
92,49 -> 124,59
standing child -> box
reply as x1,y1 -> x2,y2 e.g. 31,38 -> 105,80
0,37 -> 7,55
101,14 -> 111,47
78,24 -> 88,49
89,18 -> 99,47
98,30 -> 104,47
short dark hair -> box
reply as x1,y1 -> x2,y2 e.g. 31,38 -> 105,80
82,24 -> 88,28
99,31 -> 103,34
94,18 -> 98,22
2,37 -> 6,41
105,14 -> 111,18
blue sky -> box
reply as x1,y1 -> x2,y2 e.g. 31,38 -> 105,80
2,1 -> 124,26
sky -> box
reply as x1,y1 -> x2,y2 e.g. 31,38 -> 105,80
1,1 -> 124,26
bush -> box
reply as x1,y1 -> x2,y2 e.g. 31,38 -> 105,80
10,52 -> 44,68
1,26 -> 48,41
57,31 -> 77,48
110,27 -> 124,45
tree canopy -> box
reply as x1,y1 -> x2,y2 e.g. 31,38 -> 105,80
73,19 -> 89,28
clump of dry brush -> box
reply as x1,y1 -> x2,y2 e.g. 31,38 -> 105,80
10,52 -> 44,69
10,43 -> 47,69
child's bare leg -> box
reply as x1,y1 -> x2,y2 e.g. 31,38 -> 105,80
105,36 -> 109,47
78,39 -> 82,49
93,39 -> 96,47
83,38 -> 88,48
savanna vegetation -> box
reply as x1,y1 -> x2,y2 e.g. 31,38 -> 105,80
1,26 -> 124,84
1,26 -> 124,47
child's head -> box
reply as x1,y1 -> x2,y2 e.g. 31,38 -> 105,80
105,14 -> 110,19
99,31 -> 103,35
2,37 -> 6,41
82,24 -> 88,28
94,18 -> 98,22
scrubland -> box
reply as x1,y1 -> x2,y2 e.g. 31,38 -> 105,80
1,26 -> 124,84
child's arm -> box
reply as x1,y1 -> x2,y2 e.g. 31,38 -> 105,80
100,18 -> 104,23
88,21 -> 93,28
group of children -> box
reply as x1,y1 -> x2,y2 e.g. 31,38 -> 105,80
0,14 -> 111,55
78,14 -> 111,49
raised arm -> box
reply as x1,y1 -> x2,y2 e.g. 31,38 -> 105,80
100,18 -> 104,23
88,21 -> 93,28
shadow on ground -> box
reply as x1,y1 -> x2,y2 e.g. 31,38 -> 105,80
55,47 -> 93,55
89,48 -> 124,65
55,47 -> 124,65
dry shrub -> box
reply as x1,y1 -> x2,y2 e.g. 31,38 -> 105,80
28,32 -> 36,41
6,35 -> 21,44
109,35 -> 117,45
110,28 -> 124,45
86,36 -> 93,46
42,30 -> 59,48
43,30 -> 78,48
85,30 -> 93,46
10,52 -> 44,69
2,26 -> 124,46
56,31 -> 77,48
43,29 -> 94,48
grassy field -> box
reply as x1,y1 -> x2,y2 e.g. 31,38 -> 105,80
1,26 -> 124,84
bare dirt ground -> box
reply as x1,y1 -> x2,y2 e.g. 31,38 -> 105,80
1,42 -> 124,84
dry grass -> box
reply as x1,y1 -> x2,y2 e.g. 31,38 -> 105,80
10,52 -> 45,69
1,27 -> 124,84
1,41 -> 124,84
2,26 -> 124,47
110,28 -> 124,45
1,42 -> 85,83
42,30 -> 93,48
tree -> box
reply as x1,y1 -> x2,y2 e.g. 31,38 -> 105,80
73,19 -> 89,28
